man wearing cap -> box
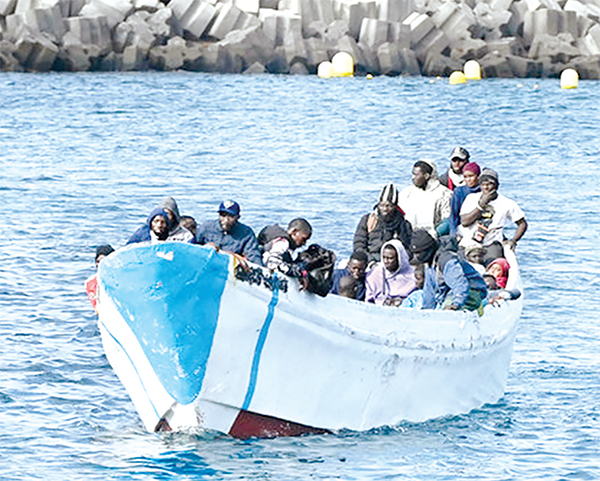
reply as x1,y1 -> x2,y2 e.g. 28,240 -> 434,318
196,200 -> 262,265
397,160 -> 452,238
440,147 -> 470,191
458,168 -> 528,262
353,183 -> 412,265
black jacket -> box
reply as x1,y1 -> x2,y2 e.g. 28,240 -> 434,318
353,208 -> 412,264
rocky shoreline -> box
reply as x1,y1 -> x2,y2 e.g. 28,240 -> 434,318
1,0 -> 600,77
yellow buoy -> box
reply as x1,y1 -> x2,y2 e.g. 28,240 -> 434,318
366,73 -> 373,79
560,68 -> 579,89
332,52 -> 354,77
449,71 -> 467,85
464,60 -> 481,80
317,61 -> 334,79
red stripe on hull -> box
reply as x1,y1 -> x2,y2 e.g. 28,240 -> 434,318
229,410 -> 328,439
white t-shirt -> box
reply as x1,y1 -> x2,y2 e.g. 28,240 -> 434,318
458,192 -> 525,248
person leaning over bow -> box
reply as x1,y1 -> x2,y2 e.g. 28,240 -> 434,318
458,168 -> 528,265
439,146 -> 470,191
353,183 -> 412,266
196,200 -> 262,265
398,160 -> 452,238
258,218 -> 312,277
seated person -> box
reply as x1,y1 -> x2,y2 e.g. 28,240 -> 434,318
196,200 -> 262,265
86,244 -> 115,312
159,197 -> 195,242
128,207 -> 194,244
486,257 -> 510,289
401,263 -> 425,309
338,275 -> 360,299
353,183 -> 412,266
483,274 -> 498,290
464,245 -> 485,275
258,218 -> 312,278
365,240 -> 417,306
458,168 -> 527,265
411,230 -> 487,312
449,162 -> 480,236
330,251 -> 368,301
179,215 -> 197,237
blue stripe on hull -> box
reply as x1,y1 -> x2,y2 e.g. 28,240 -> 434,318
99,244 -> 229,405
242,281 -> 280,411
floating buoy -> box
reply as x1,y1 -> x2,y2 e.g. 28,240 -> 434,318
560,68 -> 579,89
464,60 -> 481,80
366,73 -> 373,79
317,61 -> 334,79
332,52 -> 354,77
449,71 -> 467,85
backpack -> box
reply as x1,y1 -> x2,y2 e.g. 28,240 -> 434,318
257,224 -> 290,253
295,244 -> 336,297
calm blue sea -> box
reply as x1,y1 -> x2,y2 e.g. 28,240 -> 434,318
0,72 -> 599,480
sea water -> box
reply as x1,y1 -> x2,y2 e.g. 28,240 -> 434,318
0,73 -> 599,480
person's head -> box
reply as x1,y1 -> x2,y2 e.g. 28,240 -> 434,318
412,161 -> 433,189
486,257 -> 510,288
410,229 -> 438,265
380,239 -> 409,274
377,184 -> 399,221
449,146 -> 470,175
218,200 -> 240,234
413,263 -> 425,289
95,244 -> 115,268
462,162 -> 481,188
483,274 -> 498,290
348,251 -> 368,280
159,197 -> 181,229
465,245 -> 484,265
287,218 -> 312,249
338,275 -> 359,299
479,168 -> 499,196
148,208 -> 170,240
180,215 -> 197,237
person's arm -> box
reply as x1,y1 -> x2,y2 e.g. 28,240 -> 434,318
461,190 -> 496,227
442,259 -> 470,309
242,231 -> 263,265
353,215 -> 369,256
505,218 -> 528,250
421,266 -> 437,309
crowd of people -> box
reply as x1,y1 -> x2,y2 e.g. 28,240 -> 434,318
93,147 -> 527,313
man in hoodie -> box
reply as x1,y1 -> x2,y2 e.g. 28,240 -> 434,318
127,206 -> 194,244
398,160 -> 452,238
439,146 -> 470,191
353,183 -> 412,266
411,230 -> 487,311
196,200 -> 262,265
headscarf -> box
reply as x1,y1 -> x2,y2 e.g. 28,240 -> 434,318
462,162 -> 481,176
487,258 -> 510,289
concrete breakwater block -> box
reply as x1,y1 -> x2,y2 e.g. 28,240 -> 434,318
64,16 -> 111,52
79,0 -> 133,29
259,8 -> 302,46
13,29 -> 58,70
333,0 -> 377,39
219,25 -> 274,70
208,2 -> 260,40
359,18 -> 410,51
169,0 -> 216,39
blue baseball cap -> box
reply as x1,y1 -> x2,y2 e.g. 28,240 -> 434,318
218,200 -> 240,216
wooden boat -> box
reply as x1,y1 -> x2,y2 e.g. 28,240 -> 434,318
90,242 -> 522,438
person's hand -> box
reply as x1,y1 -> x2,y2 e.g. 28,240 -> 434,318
503,239 -> 517,250
206,242 -> 220,251
479,190 -> 497,207
443,304 -> 460,311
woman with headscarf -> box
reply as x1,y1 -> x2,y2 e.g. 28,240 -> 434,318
365,239 -> 417,306
449,162 -> 481,236
486,257 -> 510,289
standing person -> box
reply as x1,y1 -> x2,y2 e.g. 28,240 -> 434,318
196,200 -> 262,265
411,230 -> 487,312
330,251 -> 368,301
458,168 -> 528,264
398,160 -> 452,238
439,146 -> 470,191
259,218 -> 312,278
365,239 -> 417,306
449,162 -> 481,236
353,183 -> 412,266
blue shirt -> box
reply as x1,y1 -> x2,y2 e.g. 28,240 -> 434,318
196,219 -> 262,265
449,185 -> 480,236
330,267 -> 366,301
